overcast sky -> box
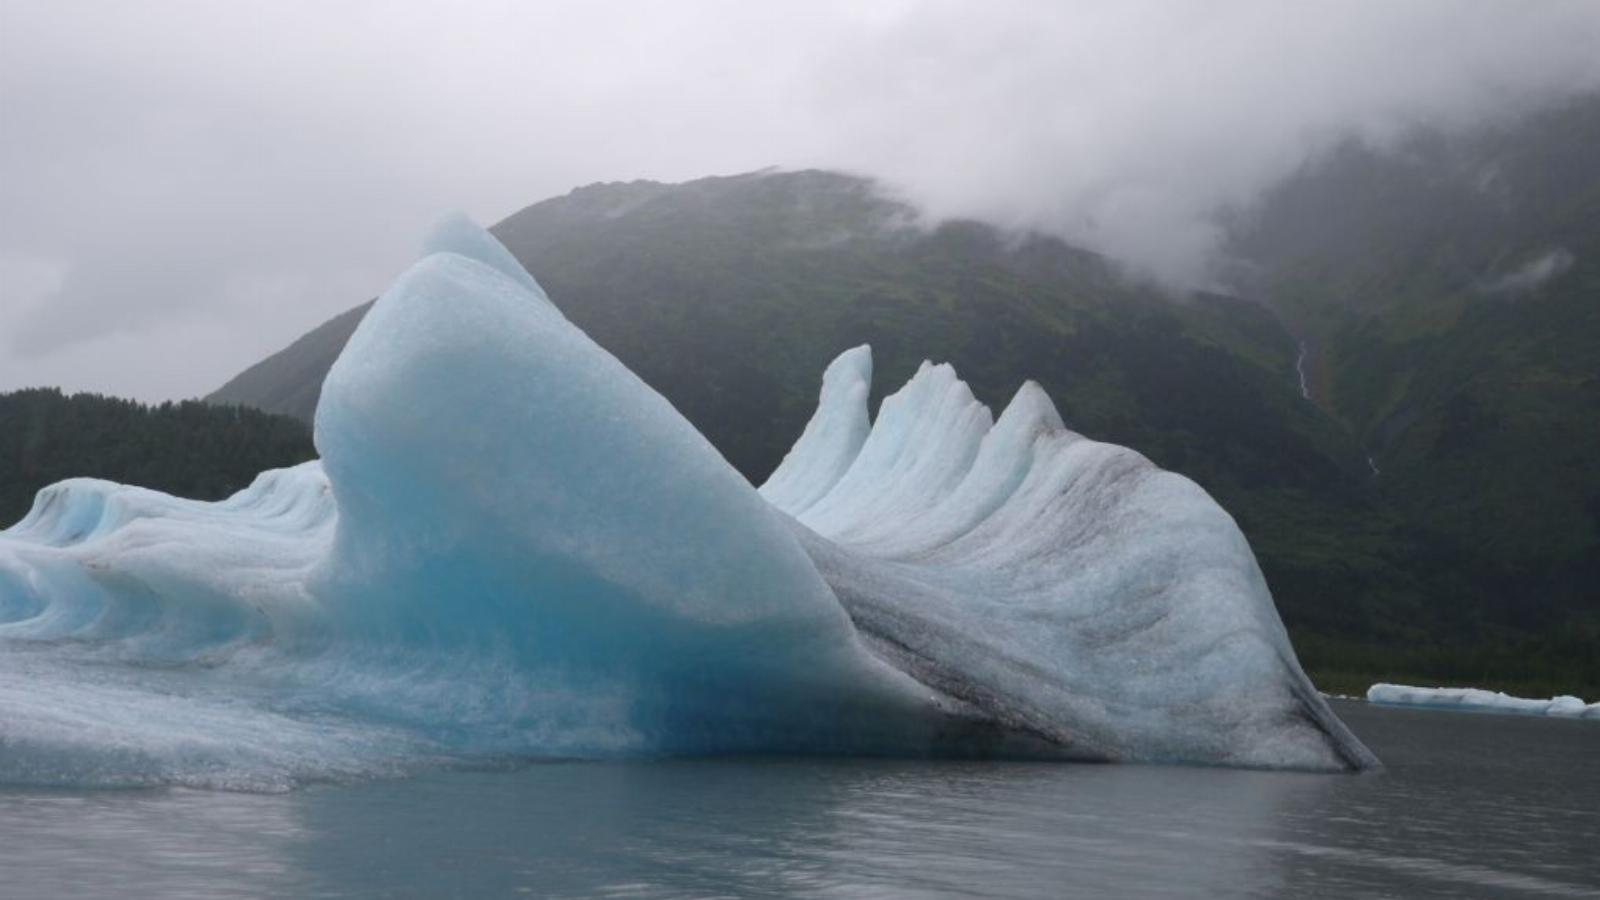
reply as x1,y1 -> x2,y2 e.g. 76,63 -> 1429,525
3,0 -> 1598,402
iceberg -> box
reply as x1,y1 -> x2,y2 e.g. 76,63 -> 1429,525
1368,684 -> 1600,719
0,219 -> 1377,788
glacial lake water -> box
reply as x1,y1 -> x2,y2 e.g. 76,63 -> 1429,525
1,700 -> 1595,899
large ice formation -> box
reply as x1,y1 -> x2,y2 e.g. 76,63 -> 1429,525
1368,684 -> 1599,719
0,219 -> 1377,788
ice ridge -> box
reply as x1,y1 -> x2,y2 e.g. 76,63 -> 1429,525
0,220 -> 1378,788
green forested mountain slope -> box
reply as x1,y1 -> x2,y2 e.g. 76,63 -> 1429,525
0,389 -> 317,526
1227,95 -> 1600,688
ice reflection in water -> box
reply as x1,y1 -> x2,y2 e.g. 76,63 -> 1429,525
1,702 -> 1596,899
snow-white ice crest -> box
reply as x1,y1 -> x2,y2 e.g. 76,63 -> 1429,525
0,220 -> 1377,788
1368,684 -> 1599,719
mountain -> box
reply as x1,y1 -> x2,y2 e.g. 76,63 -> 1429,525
210,303 -> 369,423
209,101 -> 1600,695
213,169 -> 1364,550
1225,94 -> 1600,688
216,170 -> 1346,483
1,388 -> 316,526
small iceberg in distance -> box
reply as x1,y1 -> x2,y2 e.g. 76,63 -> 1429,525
0,218 -> 1377,789
1368,684 -> 1600,719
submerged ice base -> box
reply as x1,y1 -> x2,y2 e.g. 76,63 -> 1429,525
0,219 -> 1377,788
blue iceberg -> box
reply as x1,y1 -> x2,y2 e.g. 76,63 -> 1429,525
0,219 -> 1377,789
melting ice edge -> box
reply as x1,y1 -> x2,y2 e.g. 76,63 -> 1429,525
0,219 -> 1377,790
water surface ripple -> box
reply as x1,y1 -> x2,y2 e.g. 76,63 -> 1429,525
1,701 -> 1595,898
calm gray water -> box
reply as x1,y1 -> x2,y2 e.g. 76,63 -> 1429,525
1,701 -> 1595,899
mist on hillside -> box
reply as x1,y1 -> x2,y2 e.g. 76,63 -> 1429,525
2,0 -> 1599,400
